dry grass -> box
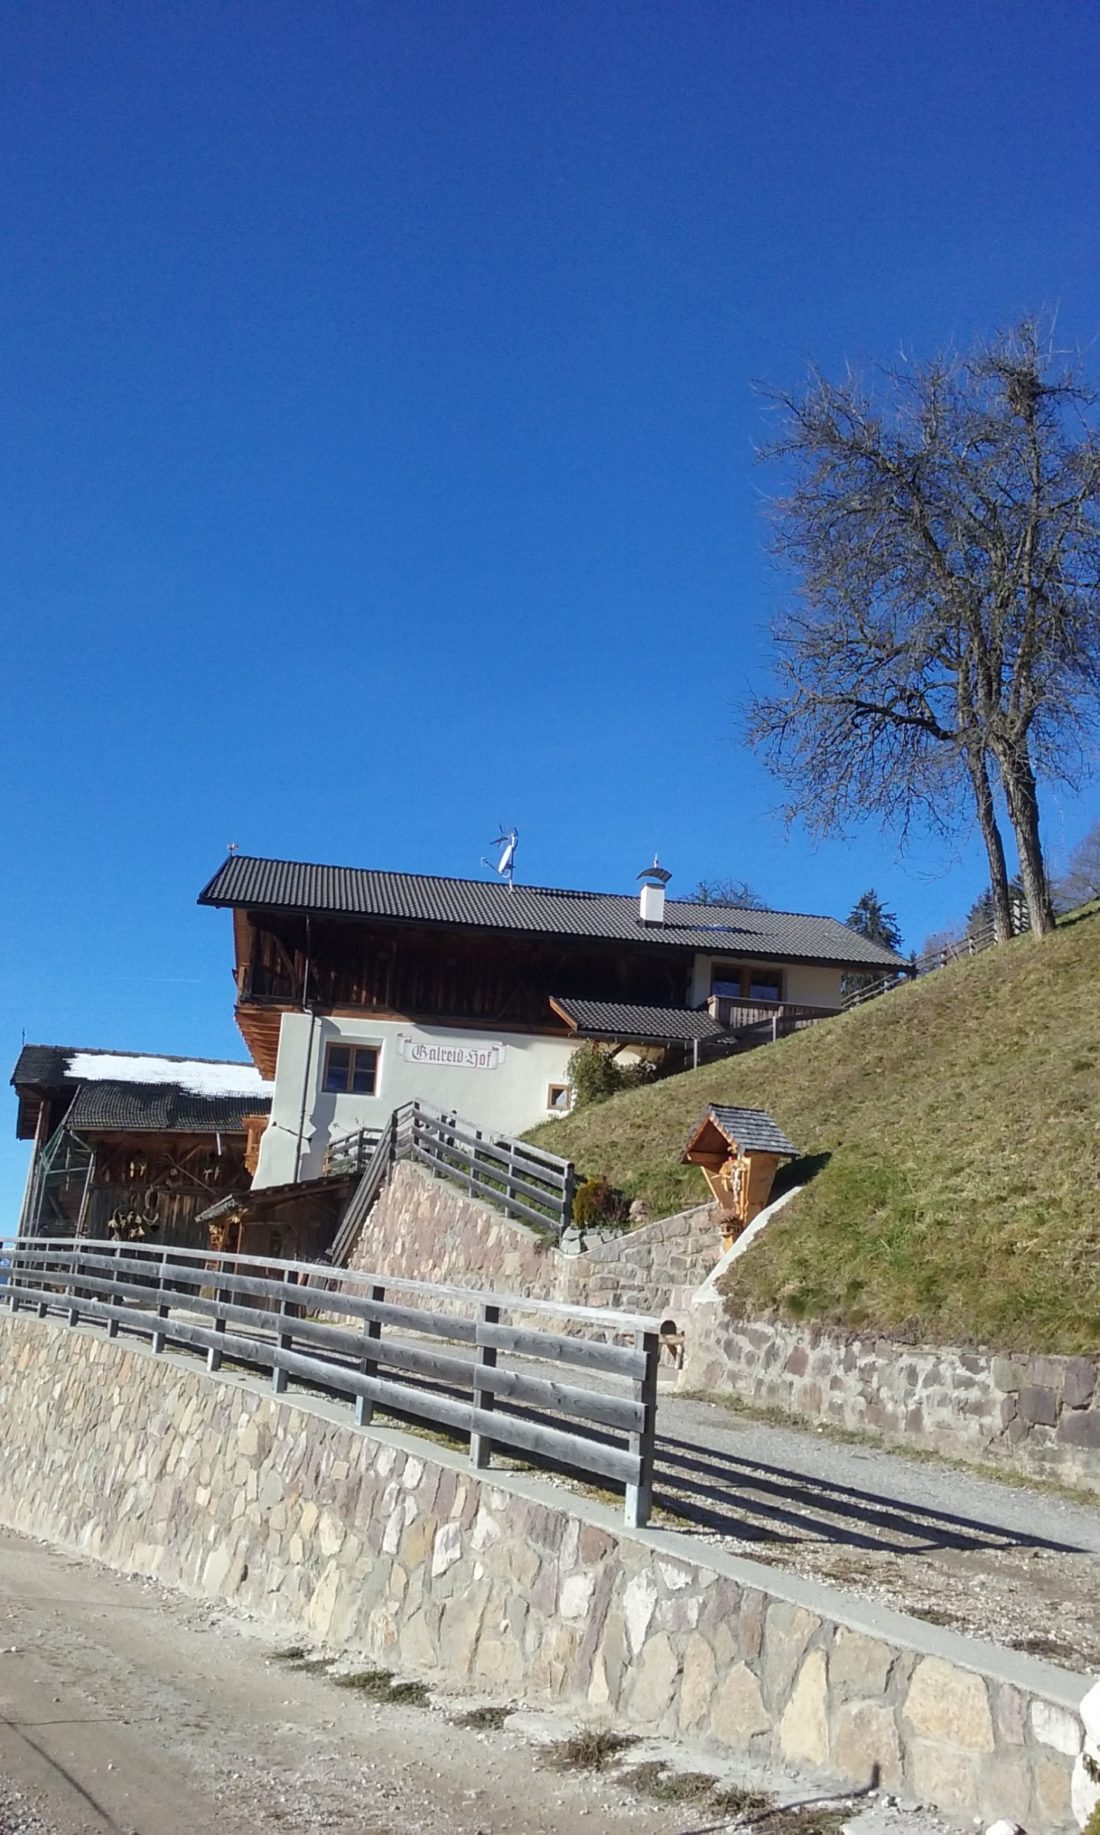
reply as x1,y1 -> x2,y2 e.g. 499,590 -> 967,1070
527,905 -> 1100,1354
540,1727 -> 637,1771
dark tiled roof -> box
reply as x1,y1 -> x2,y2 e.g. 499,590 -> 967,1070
66,1083 -> 269,1135
550,998 -> 725,1042
705,1105 -> 800,1158
198,855 -> 902,969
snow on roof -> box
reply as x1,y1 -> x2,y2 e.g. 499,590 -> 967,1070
63,1051 -> 273,1100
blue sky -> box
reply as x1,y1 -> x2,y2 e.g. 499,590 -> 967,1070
3,1 -> 1099,1214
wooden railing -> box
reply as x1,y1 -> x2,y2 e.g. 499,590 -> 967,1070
841,909 -> 1031,1011
1,1235 -> 661,1527
708,996 -> 841,1038
324,1100 -> 577,1264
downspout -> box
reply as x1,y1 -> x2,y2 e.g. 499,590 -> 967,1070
293,918 -> 316,1184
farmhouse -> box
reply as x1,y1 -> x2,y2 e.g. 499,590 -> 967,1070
198,852 -> 902,1190
11,1046 -> 272,1246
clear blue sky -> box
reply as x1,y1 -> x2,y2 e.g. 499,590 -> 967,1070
3,1 -> 1099,1214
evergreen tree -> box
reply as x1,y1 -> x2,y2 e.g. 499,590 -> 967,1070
846,889 -> 903,954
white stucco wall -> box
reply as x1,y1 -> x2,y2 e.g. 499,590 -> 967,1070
688,954 -> 846,1009
253,1013 -> 579,1188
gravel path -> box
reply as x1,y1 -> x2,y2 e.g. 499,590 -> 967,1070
647,1388 -> 1100,1669
0,1528 -> 956,1835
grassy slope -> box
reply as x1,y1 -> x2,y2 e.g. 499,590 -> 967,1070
528,906 -> 1100,1354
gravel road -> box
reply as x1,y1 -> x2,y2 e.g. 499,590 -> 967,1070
0,1527 -> 956,1835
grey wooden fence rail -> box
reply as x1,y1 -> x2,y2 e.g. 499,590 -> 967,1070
840,908 -> 1031,1012
325,1100 -> 577,1267
1,1234 -> 660,1527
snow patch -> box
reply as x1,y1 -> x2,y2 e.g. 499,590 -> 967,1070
64,1052 -> 272,1100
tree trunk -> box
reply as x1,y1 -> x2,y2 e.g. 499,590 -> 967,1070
964,746 -> 1015,941
995,743 -> 1056,935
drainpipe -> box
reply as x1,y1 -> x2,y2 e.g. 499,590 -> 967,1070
293,919 -> 316,1184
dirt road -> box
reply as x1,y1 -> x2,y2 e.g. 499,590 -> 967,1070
0,1527 -> 680,1835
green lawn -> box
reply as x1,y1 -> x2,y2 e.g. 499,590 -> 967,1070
527,905 -> 1100,1354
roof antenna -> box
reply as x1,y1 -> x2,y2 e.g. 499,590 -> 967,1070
482,826 -> 518,889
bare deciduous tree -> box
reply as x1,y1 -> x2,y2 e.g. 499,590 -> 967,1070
1057,818 -> 1100,909
749,320 -> 1100,937
692,876 -> 768,909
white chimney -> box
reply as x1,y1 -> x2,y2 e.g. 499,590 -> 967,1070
637,856 -> 672,925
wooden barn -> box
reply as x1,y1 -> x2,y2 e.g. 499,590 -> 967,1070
12,1045 -> 272,1250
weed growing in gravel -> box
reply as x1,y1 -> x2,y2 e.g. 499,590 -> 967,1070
452,1705 -> 512,1731
333,1668 -> 431,1707
541,1728 -> 637,1771
271,1648 -> 334,1673
709,1781 -> 774,1816
621,1763 -> 722,1803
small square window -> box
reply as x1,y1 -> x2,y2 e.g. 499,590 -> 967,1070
323,1043 -> 379,1095
547,1082 -> 572,1113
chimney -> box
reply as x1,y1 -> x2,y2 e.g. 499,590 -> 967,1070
637,856 -> 672,925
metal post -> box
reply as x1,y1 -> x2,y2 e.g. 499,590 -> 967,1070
354,1283 -> 384,1426
624,1328 -> 659,1529
470,1301 -> 499,1470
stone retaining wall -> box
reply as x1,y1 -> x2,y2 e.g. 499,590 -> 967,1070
350,1159 -> 718,1320
678,1302 -> 1100,1495
0,1311 -> 1088,1832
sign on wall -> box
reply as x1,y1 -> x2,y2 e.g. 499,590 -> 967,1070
396,1035 -> 507,1072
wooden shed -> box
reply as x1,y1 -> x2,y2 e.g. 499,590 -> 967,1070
682,1104 -> 799,1250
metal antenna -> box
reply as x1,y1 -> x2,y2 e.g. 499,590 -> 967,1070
481,826 -> 519,888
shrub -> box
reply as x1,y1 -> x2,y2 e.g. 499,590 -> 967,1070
571,1175 -> 631,1229
567,1043 -> 656,1108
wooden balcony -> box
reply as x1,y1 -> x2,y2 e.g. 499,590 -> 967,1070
706,995 -> 841,1047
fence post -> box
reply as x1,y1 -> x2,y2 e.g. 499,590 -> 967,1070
624,1328 -> 659,1529
272,1282 -> 292,1395
470,1301 -> 499,1470
35,1246 -> 50,1319
107,1241 -> 122,1336
561,1163 -> 576,1234
207,1271 -> 230,1373
151,1249 -> 170,1353
67,1245 -> 82,1327
355,1283 -> 385,1426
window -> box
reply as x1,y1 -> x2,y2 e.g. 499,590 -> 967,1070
710,964 -> 784,1002
322,1043 -> 379,1095
546,1082 -> 572,1113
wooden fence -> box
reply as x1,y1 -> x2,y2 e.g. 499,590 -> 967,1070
325,1100 -> 577,1266
1,1234 -> 660,1527
841,908 -> 1030,1011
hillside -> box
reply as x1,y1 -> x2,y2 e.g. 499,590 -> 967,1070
528,906 -> 1100,1354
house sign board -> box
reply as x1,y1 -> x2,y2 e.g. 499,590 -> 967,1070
396,1036 -> 506,1071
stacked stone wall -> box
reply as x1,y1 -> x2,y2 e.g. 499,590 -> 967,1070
0,1311 -> 1089,1832
678,1305 -> 1100,1495
349,1158 -> 717,1321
